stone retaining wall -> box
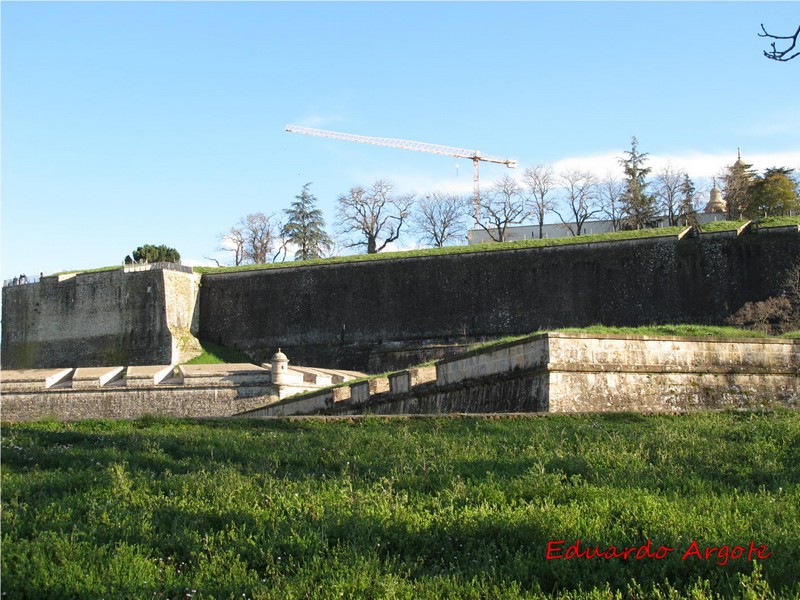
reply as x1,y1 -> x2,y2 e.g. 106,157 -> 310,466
0,362 -> 363,422
238,334 -> 799,417
3,334 -> 797,421
201,227 -> 800,372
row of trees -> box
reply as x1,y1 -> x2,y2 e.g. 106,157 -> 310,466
218,184 -> 333,266
476,137 -> 701,242
216,139 -> 799,265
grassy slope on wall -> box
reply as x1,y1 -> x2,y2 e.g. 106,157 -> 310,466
50,218 -> 798,278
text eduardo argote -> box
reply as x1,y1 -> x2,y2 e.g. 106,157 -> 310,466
546,539 -> 772,567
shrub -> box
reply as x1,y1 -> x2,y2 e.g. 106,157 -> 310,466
727,296 -> 796,334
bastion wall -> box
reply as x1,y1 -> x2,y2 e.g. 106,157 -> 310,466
1,266 -> 201,369
241,333 -> 799,418
199,228 -> 800,372
2,228 -> 799,371
4,334 -> 797,422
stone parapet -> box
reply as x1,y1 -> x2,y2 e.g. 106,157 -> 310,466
178,363 -> 272,387
237,334 -> 799,418
1,359 -> 366,421
125,365 -> 175,388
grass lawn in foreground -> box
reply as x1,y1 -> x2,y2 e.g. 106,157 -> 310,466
2,412 -> 798,599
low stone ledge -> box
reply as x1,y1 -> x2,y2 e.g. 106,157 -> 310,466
72,367 -> 125,389
757,224 -> 800,235
125,365 -> 175,388
0,368 -> 74,392
237,389 -> 332,417
390,366 -> 437,394
178,363 -> 271,387
2,387 -> 272,422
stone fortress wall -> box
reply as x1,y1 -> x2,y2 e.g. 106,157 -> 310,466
2,225 -> 800,373
1,263 -> 201,369
199,226 -> 800,372
3,333 -> 797,422
241,333 -> 799,418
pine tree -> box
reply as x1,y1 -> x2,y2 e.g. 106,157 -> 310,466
619,137 -> 656,229
678,173 -> 698,226
126,244 -> 180,264
282,183 -> 332,260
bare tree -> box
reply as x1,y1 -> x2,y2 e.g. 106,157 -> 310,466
553,169 -> 600,236
271,216 -> 290,263
523,164 -> 556,239
598,174 -> 625,232
218,212 -> 280,265
218,225 -> 246,266
241,212 -> 277,264
412,192 -> 469,248
337,180 -> 414,254
474,174 -> 527,242
654,164 -> 686,226
759,24 -> 800,62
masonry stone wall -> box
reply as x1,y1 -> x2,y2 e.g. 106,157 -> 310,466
240,334 -> 798,418
0,362 -> 362,422
1,268 -> 201,369
1,387 -> 273,422
200,229 -> 800,372
3,228 -> 799,373
0,363 -> 276,422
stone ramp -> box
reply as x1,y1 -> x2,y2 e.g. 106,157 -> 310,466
236,334 -> 799,418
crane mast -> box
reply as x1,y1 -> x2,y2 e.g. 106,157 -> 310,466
285,125 -> 517,221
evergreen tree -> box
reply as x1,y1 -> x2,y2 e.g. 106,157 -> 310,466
678,173 -> 698,226
721,152 -> 756,219
126,244 -> 180,264
748,167 -> 800,218
282,183 -> 332,260
619,136 -> 656,229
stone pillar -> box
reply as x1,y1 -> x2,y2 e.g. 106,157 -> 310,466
271,349 -> 289,385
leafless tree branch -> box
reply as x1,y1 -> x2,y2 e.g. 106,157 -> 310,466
336,180 -> 414,253
759,24 -> 800,62
474,175 -> 526,243
555,169 -> 600,237
411,192 -> 468,248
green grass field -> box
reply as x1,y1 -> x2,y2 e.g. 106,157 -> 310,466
2,412 -> 798,599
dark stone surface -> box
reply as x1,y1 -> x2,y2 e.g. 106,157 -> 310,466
199,230 -> 800,371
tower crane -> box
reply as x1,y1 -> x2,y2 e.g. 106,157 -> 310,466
285,125 -> 518,221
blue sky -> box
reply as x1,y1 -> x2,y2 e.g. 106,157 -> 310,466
2,1 -> 799,280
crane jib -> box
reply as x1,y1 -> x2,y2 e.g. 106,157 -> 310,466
285,125 -> 516,167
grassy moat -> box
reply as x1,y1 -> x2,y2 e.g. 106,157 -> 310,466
2,411 -> 798,599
